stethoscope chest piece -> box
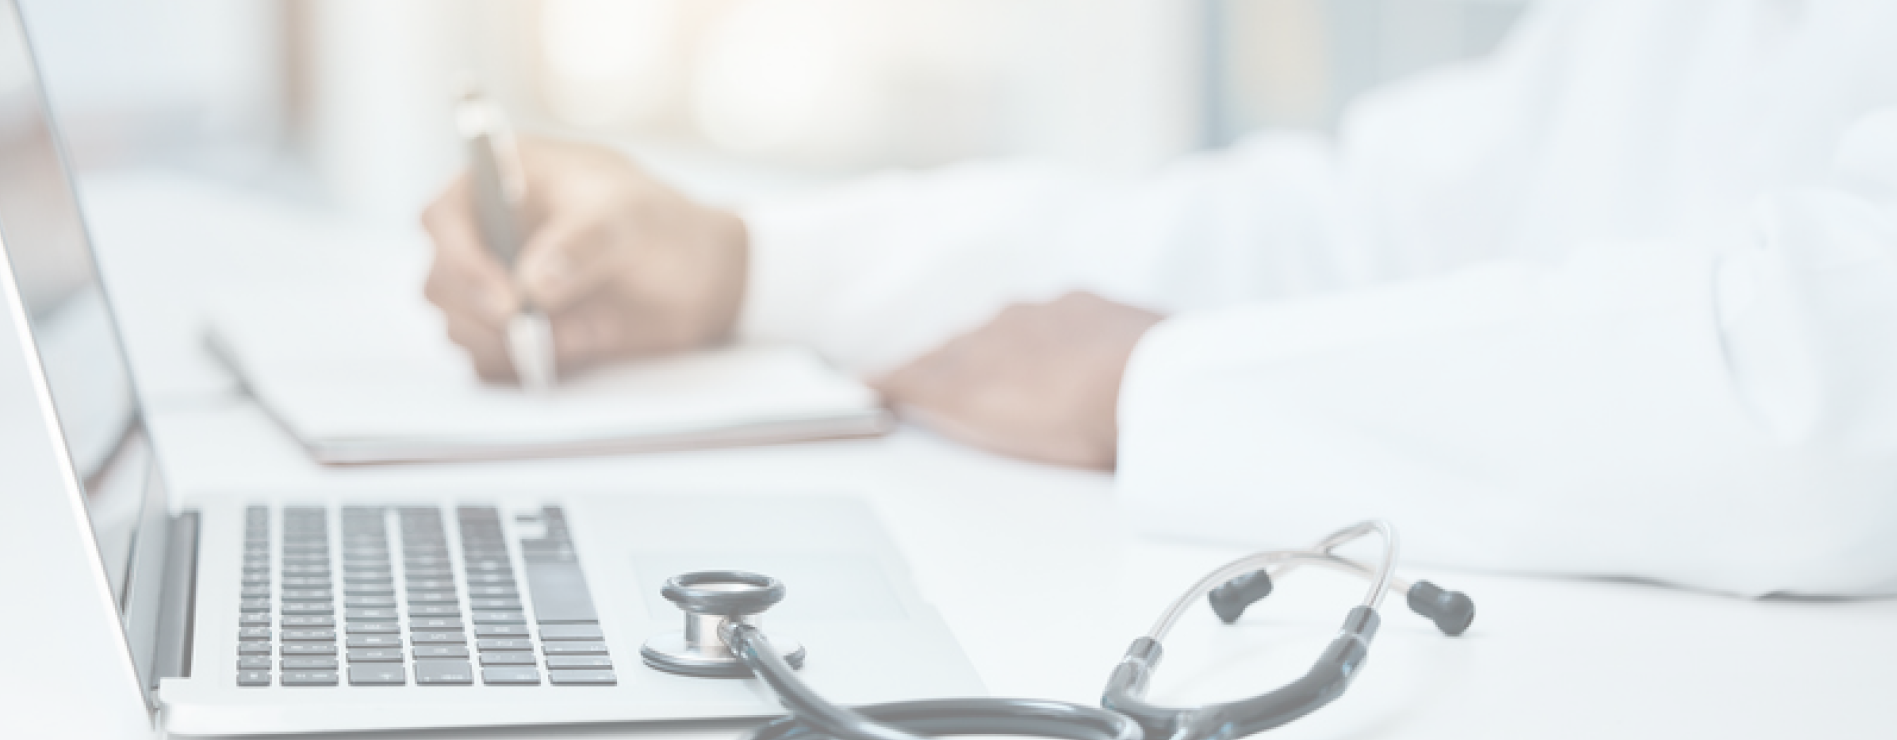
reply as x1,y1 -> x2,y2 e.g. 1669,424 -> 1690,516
641,570 -> 806,678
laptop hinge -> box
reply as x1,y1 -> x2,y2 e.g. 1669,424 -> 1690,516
151,511 -> 199,688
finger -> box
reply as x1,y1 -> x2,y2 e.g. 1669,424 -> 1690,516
423,175 -> 521,325
515,210 -> 626,313
424,255 -> 518,332
871,337 -> 977,411
543,291 -> 688,372
547,293 -> 624,371
443,313 -> 518,383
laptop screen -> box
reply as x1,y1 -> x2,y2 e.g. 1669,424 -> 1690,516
0,3 -> 156,620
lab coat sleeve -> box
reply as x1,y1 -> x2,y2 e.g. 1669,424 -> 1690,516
731,2 -> 1566,376
1116,109 -> 1897,598
734,135 -> 1360,377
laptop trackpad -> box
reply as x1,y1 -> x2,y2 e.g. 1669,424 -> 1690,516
629,552 -> 908,620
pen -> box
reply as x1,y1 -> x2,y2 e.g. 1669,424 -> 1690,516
456,89 -> 556,391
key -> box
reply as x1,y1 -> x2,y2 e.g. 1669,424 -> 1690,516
345,608 -> 397,621
540,625 -> 603,641
407,579 -> 456,591
282,670 -> 339,686
344,597 -> 396,608
482,667 -> 541,685
343,573 -> 393,585
241,573 -> 271,585
282,643 -> 337,655
546,656 -> 613,670
281,554 -> 329,565
467,573 -> 515,585
410,605 -> 460,617
467,586 -> 518,598
346,622 -> 399,634
412,618 -> 464,631
238,643 -> 272,655
547,670 -> 616,685
282,629 -> 337,641
349,665 -> 407,686
236,670 -> 271,687
281,590 -> 333,602
237,656 -> 273,670
413,645 -> 470,659
469,599 -> 521,611
344,583 -> 393,595
239,586 -> 270,599
411,631 -> 466,645
472,611 -> 526,624
348,635 -> 402,648
239,599 -> 270,613
281,603 -> 334,615
414,660 -> 475,685
281,615 -> 336,628
475,625 -> 528,638
282,657 -> 339,670
479,652 -> 536,666
405,568 -> 452,580
348,648 -> 404,662
521,561 -> 598,623
478,639 -> 533,652
238,627 -> 272,641
406,591 -> 458,604
282,577 -> 330,588
240,613 -> 273,626
541,642 -> 608,655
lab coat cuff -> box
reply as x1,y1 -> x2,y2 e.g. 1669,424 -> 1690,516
736,199 -> 827,343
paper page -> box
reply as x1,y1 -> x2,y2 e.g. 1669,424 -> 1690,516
207,291 -> 884,459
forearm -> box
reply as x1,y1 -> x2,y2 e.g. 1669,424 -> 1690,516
1116,232 -> 1897,598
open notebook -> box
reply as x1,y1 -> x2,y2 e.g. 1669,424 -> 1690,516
206,295 -> 888,465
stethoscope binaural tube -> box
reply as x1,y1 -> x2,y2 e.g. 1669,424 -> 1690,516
1101,521 -> 1473,740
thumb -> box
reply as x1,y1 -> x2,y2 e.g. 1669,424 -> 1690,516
515,214 -> 619,313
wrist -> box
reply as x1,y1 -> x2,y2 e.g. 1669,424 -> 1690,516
698,206 -> 750,345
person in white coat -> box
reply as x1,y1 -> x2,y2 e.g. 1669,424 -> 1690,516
421,0 -> 1897,597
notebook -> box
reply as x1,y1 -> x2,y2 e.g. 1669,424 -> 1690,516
206,294 -> 888,464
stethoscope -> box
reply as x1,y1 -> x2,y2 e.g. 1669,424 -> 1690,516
641,520 -> 1475,740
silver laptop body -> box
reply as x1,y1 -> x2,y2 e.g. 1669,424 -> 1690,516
0,3 -> 981,734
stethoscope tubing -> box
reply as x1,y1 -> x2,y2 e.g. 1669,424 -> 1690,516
725,519 -> 1445,740
728,622 -> 1141,740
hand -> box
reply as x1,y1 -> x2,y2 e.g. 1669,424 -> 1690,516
422,137 -> 748,382
875,292 -> 1164,470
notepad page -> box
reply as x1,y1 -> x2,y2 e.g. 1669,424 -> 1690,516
206,292 -> 883,459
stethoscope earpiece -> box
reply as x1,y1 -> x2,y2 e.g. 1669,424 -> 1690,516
640,570 -> 806,678
1406,580 -> 1476,636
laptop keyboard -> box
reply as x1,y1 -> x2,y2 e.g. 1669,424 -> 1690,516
236,504 -> 614,687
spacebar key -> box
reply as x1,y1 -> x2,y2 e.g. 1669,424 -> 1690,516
523,562 -> 598,623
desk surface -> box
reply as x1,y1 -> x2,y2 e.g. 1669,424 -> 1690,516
35,171 -> 1897,739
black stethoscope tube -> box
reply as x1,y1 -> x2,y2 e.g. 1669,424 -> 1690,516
1101,607 -> 1379,740
730,622 -> 1141,740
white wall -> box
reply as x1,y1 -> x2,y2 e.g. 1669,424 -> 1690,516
19,0 -> 283,174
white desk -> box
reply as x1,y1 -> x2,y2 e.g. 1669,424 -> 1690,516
55,170 -> 1897,739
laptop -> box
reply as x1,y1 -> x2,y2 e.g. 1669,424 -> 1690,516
0,2 -> 981,735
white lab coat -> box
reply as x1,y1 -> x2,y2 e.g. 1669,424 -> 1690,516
737,0 -> 1897,597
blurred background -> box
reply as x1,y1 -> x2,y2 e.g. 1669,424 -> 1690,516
19,0 -> 1526,221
